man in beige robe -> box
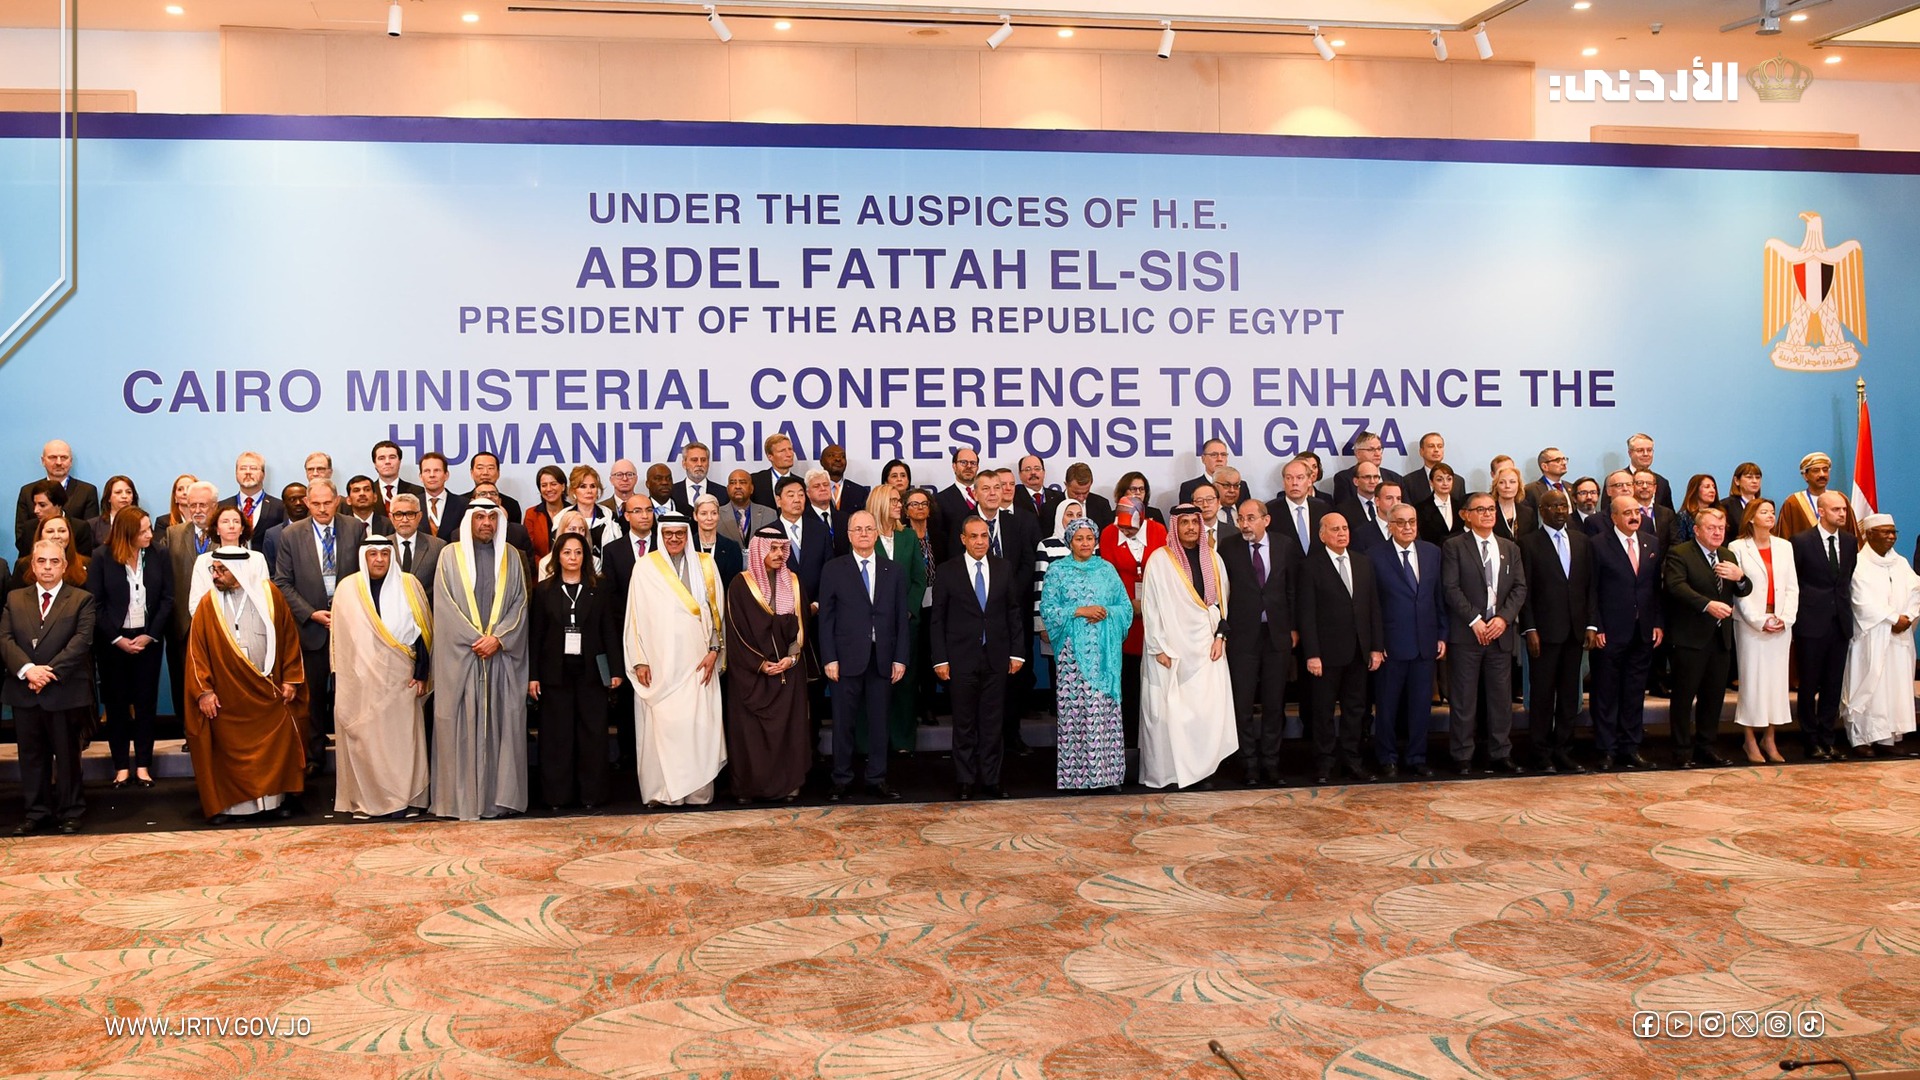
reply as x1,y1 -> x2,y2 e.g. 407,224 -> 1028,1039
625,513 -> 726,805
332,537 -> 433,818
185,547 -> 308,823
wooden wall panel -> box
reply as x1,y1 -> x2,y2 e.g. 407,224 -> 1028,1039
1100,53 -> 1219,132
465,37 -> 600,119
857,48 -> 979,128
599,41 -> 731,122
221,27 -> 324,115
979,50 -> 1102,130
729,43 -> 857,124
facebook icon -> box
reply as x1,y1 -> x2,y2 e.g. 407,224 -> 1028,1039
1633,1012 -> 1661,1038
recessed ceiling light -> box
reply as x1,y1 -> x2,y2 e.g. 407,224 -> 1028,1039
1824,54 -> 1841,63
774,19 -> 791,30
1572,1 -> 1590,8
1057,27 -> 1074,38
165,4 -> 184,12
1789,11 -> 1808,21
461,12 -> 479,22
1329,38 -> 1345,47
1581,46 -> 1598,57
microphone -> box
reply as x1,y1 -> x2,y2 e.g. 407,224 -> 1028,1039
1780,1060 -> 1858,1080
1209,1040 -> 1251,1080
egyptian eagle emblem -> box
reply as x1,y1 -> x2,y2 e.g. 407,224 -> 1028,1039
1763,211 -> 1866,371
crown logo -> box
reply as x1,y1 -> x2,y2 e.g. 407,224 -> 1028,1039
1746,53 -> 1814,103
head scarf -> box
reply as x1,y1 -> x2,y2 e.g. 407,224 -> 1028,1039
1800,451 -> 1833,475
656,512 -> 692,534
1115,497 -> 1145,531
747,523 -> 796,614
1063,515 -> 1099,554
1038,523 -> 1132,700
1862,513 -> 1894,531
188,544 -> 266,624
1167,503 -> 1221,606
210,545 -> 279,676
356,535 -> 422,648
1049,498 -> 1088,543
454,499 -> 511,632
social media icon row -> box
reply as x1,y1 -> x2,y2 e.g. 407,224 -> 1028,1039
1632,1011 -> 1823,1039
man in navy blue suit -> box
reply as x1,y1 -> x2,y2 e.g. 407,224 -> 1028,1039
930,516 -> 1025,800
772,475 -> 829,602
819,511 -> 911,802
1368,503 -> 1447,778
1588,494 -> 1664,770
1791,491 -> 1858,760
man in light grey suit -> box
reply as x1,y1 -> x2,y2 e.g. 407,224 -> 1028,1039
272,479 -> 364,773
387,493 -> 447,596
718,469 -> 777,545
1441,491 -> 1528,776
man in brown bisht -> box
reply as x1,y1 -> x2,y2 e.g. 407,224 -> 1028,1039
186,546 -> 309,824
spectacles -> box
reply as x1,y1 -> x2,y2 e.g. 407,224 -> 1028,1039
390,511 -> 420,518
1465,505 -> 1496,513
1543,455 -> 1568,464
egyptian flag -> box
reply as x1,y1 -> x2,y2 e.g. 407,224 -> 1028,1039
1851,388 -> 1877,522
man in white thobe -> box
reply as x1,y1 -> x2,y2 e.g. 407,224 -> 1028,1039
1842,514 -> 1920,756
332,536 -> 433,818
625,512 -> 727,805
1139,502 -> 1236,789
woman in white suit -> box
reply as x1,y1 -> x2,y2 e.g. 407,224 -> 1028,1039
1728,498 -> 1798,762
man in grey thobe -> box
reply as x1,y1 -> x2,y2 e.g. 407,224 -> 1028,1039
429,499 -> 531,820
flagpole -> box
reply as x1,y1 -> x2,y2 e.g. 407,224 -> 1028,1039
1858,377 -> 1866,405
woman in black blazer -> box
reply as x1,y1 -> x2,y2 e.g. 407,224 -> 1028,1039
529,533 -> 624,810
1491,465 -> 1537,542
691,495 -> 745,589
85,507 -> 174,788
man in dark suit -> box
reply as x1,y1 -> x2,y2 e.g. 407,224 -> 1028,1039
14,439 -> 99,557
1662,506 -> 1751,768
1336,465 -> 1392,555
1176,439 -> 1232,505
1398,431 -> 1446,508
1625,433 -> 1674,511
272,478 -> 365,773
386,494 -> 447,596
1330,431 -> 1403,508
670,442 -> 727,515
1219,497 -> 1296,786
1061,462 -> 1113,533
261,483 -> 307,570
1442,492 -> 1528,774
370,440 -> 425,513
415,452 -> 459,540
1522,447 -> 1574,509
342,475 -> 395,538
451,451 -> 522,525
978,470 -> 1042,752
820,445 -> 870,523
1011,454 -> 1059,522
218,451 -> 287,555
1518,490 -> 1598,773
772,476 -> 830,603
933,446 -> 982,544
819,511 -> 912,801
717,470 -> 777,546
1296,512 -> 1383,785
163,480 -> 218,717
1589,494 -> 1664,770
1,540 -> 96,834
930,516 -> 1026,799
1792,490 -> 1858,760
802,468 -> 852,559
1632,470 -> 1678,551
1368,503 -> 1447,779
1585,471 -> 1636,537
1269,459 -> 1330,559
750,433 -> 803,508
1570,476 -> 1605,532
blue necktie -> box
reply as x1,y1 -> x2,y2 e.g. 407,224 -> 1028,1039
860,557 -> 871,595
320,526 -> 335,575
1295,505 -> 1309,554
989,518 -> 1001,557
974,561 -> 988,643
1401,547 -> 1416,585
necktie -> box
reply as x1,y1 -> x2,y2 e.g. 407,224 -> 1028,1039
1364,501 -> 1375,524
1828,534 -> 1840,575
1708,548 -> 1724,595
787,522 -> 800,557
1336,553 -> 1352,595
402,539 -> 413,572
1627,535 -> 1639,574
40,590 -> 51,618
429,496 -> 440,530
1251,541 -> 1267,587
636,535 -> 648,558
833,482 -> 842,509
385,483 -> 394,504
1295,505 -> 1309,554
989,518 -> 1002,557
321,527 -> 335,574
1554,529 -> 1569,577
243,495 -> 255,520
964,488 -> 976,509
736,508 -> 748,536
822,512 -> 835,545
860,557 -> 871,599
1401,547 -> 1416,584
973,560 -> 988,639
195,530 -> 208,555
1480,539 -> 1495,618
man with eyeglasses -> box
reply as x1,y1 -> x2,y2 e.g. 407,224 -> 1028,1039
386,493 -> 445,595
1177,438 -> 1233,505
1441,492 -> 1528,775
1524,448 -> 1572,508
602,459 -> 642,515
1330,431 -> 1403,508
934,446 -> 983,547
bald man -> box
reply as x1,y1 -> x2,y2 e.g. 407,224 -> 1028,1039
16,440 -> 99,555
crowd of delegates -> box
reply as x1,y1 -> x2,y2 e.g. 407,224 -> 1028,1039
5,428 -> 1918,835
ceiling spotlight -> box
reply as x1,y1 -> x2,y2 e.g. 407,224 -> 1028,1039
1329,38 -> 1345,47
1572,1 -> 1590,8
987,16 -> 1012,49
1430,31 -> 1447,61
1824,54 -> 1841,63
462,12 -> 479,22
1472,22 -> 1492,59
1311,25 -> 1335,61
1789,11 -> 1808,20
165,4 -> 184,13
773,19 -> 791,30
1581,46 -> 1597,56
1157,21 -> 1175,59
1056,27 -> 1074,38
705,4 -> 732,42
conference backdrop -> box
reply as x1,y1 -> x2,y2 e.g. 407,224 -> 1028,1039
1,113 -> 1915,558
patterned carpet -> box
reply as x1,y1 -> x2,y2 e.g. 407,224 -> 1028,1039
2,760 -> 1918,1079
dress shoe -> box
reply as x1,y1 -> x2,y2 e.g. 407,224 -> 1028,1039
136,775 -> 155,788
58,820 -> 81,835
827,784 -> 849,803
869,784 -> 904,801
207,813 -> 234,826
956,783 -> 974,801
1855,745 -> 1877,759
10,820 -> 51,836
1699,752 -> 1732,767
1411,763 -> 1434,778
1489,758 -> 1522,775
1598,755 -> 1619,772
988,786 -> 1011,799
1345,765 -> 1376,783
1676,756 -> 1697,769
1242,770 -> 1263,787
1313,774 -> 1332,786
1454,759 -> 1477,776
1624,753 -> 1650,769
1379,763 -> 1399,781
111,775 -> 131,790
1552,754 -> 1587,774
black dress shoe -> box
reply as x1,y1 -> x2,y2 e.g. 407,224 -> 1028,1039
1454,759 -> 1476,776
956,784 -> 974,801
1313,774 -> 1332,786
10,820 -> 51,836
1343,763 -> 1375,783
111,777 -> 131,790
136,776 -> 155,788
1598,756 -> 1618,772
1699,752 -> 1732,767
305,760 -> 323,777
1489,758 -> 1522,775
1242,770 -> 1263,787
1412,763 -> 1434,778
1855,745 -> 1877,759
1624,753 -> 1650,769
1379,763 -> 1399,780
989,786 -> 1012,799
828,784 -> 849,803
1553,754 -> 1587,774
207,813 -> 234,826
869,784 -> 904,801
1676,757 -> 1697,769
57,819 -> 81,835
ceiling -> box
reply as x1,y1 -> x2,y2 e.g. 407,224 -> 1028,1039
10,0 -> 1920,81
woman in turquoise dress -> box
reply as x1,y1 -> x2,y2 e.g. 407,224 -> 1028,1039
1040,517 -> 1134,791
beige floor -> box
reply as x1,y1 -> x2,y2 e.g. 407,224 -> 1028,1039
2,760 -> 1918,1078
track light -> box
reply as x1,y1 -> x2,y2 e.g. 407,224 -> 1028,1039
386,1 -> 402,37
1430,31 -> 1447,61
1310,25 -> 1335,61
986,16 -> 1012,49
1473,21 -> 1493,59
1157,21 -> 1175,60
705,4 -> 732,42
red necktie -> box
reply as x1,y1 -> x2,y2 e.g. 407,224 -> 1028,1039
243,495 -> 256,519
40,591 -> 51,618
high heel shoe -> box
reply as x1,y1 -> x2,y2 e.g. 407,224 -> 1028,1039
1762,745 -> 1785,764
1743,747 -> 1766,764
